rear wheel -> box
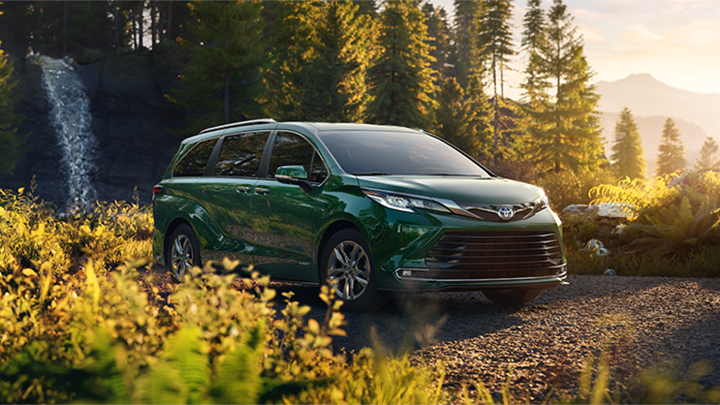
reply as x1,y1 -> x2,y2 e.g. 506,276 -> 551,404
320,228 -> 388,313
167,224 -> 200,282
482,288 -> 542,305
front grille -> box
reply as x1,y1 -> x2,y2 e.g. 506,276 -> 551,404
424,231 -> 564,280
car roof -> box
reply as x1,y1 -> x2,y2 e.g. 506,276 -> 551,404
180,121 -> 424,146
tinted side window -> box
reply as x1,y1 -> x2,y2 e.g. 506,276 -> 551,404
269,132 -> 326,182
214,131 -> 270,177
173,139 -> 217,177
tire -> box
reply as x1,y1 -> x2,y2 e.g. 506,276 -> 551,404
320,228 -> 389,313
482,288 -> 542,306
166,223 -> 201,282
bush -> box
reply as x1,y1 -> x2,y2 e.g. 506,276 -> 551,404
0,187 -> 153,275
538,168 -> 616,212
591,171 -> 720,256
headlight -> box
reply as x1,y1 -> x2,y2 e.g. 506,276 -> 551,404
361,188 -> 450,214
536,194 -> 549,211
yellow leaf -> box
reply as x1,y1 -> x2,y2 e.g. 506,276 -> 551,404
307,319 -> 320,335
21,268 -> 37,278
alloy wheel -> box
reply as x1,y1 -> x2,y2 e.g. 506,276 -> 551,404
170,234 -> 194,280
327,240 -> 370,301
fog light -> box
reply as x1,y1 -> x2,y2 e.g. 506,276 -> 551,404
402,270 -> 412,277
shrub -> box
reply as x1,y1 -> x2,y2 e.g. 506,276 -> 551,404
590,171 -> 720,256
538,168 -> 616,212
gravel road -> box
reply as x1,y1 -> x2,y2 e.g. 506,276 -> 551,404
281,274 -> 720,400
152,270 -> 720,400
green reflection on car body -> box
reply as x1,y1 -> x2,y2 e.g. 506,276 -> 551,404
153,120 -> 567,312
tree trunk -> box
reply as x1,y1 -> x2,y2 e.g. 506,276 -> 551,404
166,2 -> 173,42
138,1 -> 144,49
158,1 -> 163,42
114,0 -> 119,55
224,33 -> 231,123
151,0 -> 156,46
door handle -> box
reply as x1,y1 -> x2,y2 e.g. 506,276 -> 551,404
237,186 -> 250,193
254,187 -> 270,195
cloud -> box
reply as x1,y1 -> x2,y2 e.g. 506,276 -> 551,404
621,24 -> 664,44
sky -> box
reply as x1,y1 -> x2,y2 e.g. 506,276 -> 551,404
429,0 -> 720,99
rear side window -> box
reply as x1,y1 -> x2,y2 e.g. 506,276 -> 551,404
269,132 -> 327,183
214,131 -> 270,177
173,139 -> 217,177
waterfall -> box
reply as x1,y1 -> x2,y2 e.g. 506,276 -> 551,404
37,56 -> 97,211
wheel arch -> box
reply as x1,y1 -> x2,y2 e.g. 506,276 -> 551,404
163,217 -> 195,267
316,219 -> 362,280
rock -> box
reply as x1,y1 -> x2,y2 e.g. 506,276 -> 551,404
1,52 -> 185,206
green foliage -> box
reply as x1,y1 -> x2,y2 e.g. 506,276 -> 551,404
434,76 -> 480,156
366,0 -> 437,128
537,167 -> 615,211
0,186 -> 152,275
591,171 -> 720,255
610,107 -> 646,181
0,42 -> 25,175
655,117 -> 687,177
421,3 -> 452,80
530,0 -> 606,174
170,1 -> 266,135
694,136 -> 720,171
297,0 -> 374,122
262,1 -> 322,121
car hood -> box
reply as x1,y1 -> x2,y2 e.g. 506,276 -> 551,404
356,176 -> 543,205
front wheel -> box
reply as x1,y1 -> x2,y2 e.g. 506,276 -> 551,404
166,223 -> 201,282
320,228 -> 388,313
482,288 -> 542,305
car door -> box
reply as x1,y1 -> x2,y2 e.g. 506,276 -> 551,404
195,130 -> 270,263
250,131 -> 328,282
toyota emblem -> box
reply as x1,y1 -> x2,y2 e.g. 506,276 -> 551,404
497,206 -> 513,220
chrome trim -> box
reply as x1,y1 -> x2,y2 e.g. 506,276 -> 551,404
200,118 -> 277,134
394,266 -> 567,283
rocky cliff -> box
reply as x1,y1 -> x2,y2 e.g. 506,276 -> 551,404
0,48 -> 186,206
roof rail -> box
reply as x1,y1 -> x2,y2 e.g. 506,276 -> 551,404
199,118 -> 277,134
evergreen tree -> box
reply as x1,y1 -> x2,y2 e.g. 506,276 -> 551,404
422,3 -> 452,80
518,0 -> 551,165
610,107 -> 645,180
534,0 -> 605,173
366,0 -> 436,128
171,1 -> 265,134
464,74 -> 494,163
351,0 -> 377,17
476,0 -> 517,164
448,0 -> 482,90
0,40 -> 26,175
655,117 -> 687,176
434,76 -> 478,156
262,1 -> 321,121
299,1 -> 373,122
694,137 -> 720,171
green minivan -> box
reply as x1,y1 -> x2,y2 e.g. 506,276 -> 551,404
152,119 -> 567,311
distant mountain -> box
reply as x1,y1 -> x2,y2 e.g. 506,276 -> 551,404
595,73 -> 720,175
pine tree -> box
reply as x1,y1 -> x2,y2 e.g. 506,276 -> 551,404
476,0 -> 517,165
518,0 -> 551,165
434,76 -> 478,156
299,1 -> 373,122
655,117 -> 687,176
422,3 -> 452,80
171,1 -> 265,134
448,0 -> 482,90
464,74 -> 494,163
366,0 -> 436,128
534,0 -> 605,173
610,107 -> 645,180
694,137 -> 720,171
262,1 -> 321,121
0,40 -> 26,175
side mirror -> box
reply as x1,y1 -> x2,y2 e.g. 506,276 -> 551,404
275,165 -> 313,192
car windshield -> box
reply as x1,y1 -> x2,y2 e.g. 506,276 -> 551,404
318,131 -> 490,177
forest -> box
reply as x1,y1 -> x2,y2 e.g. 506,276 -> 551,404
1,1 -> 720,402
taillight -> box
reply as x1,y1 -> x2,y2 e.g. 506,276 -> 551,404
152,185 -> 166,201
